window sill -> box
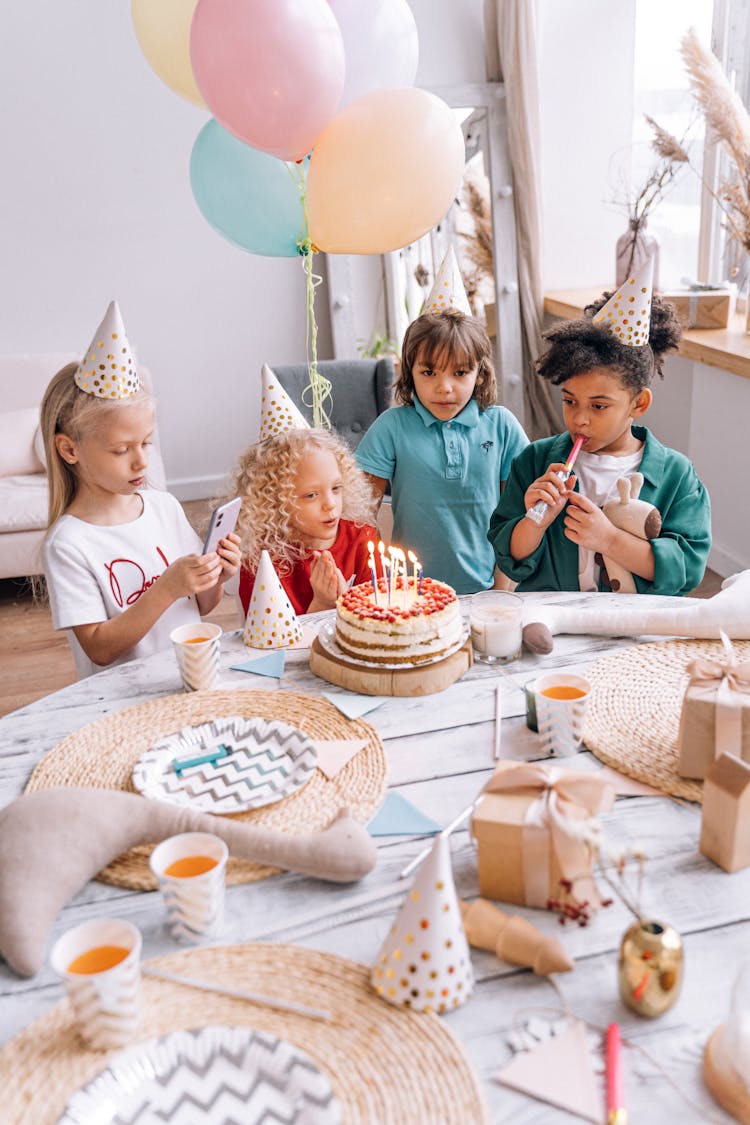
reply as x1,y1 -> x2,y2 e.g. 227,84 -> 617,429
544,287 -> 750,381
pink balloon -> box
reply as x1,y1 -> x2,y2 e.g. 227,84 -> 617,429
190,0 -> 345,162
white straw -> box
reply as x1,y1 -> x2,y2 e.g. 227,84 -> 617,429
399,803 -> 476,879
493,680 -> 503,760
142,966 -> 332,1023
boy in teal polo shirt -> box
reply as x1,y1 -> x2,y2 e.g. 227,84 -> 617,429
356,309 -> 528,594
489,267 -> 711,595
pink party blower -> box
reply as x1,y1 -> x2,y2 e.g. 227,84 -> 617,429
525,434 -> 585,525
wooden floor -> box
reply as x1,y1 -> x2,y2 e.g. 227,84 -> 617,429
0,502 -> 725,717
0,501 -> 243,718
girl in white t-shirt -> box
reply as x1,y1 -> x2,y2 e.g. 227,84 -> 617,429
40,303 -> 240,677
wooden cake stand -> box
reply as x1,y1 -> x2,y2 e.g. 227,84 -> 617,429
309,634 -> 473,697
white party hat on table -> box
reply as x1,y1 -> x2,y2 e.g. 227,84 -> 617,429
74,300 -> 139,398
243,550 -> 302,649
371,833 -> 473,1013
424,246 -> 472,317
592,256 -> 654,347
259,363 -> 311,439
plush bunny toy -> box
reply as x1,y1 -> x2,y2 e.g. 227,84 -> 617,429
597,473 -> 662,593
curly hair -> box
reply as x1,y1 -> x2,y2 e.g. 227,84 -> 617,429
395,309 -> 497,409
536,293 -> 682,392
226,428 -> 377,574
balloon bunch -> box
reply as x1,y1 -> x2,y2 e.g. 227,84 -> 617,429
131,0 -> 465,423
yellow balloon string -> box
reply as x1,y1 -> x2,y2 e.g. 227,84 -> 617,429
290,162 -> 332,429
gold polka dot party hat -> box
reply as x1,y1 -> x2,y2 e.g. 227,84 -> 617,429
424,245 -> 472,317
371,832 -> 473,1014
259,363 -> 311,439
243,550 -> 303,649
592,256 -> 654,346
74,300 -> 140,398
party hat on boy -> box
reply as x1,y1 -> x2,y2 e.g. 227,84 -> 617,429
259,363 -> 311,439
74,300 -> 139,398
243,550 -> 303,649
424,246 -> 472,317
371,833 -> 473,1014
592,256 -> 654,346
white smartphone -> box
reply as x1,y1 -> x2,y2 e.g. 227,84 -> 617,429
202,497 -> 241,554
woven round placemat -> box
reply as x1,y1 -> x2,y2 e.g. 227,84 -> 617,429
25,689 -> 387,889
583,639 -> 750,803
0,942 -> 490,1125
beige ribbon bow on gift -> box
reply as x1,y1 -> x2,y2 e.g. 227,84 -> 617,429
687,631 -> 750,761
482,762 -> 615,909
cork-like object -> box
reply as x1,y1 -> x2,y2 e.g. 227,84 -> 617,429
459,897 -> 573,975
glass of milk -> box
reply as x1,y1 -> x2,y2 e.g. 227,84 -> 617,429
469,591 -> 523,664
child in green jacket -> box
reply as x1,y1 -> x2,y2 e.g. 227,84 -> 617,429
488,276 -> 711,595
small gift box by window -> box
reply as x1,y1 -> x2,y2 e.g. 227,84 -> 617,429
677,642 -> 750,780
470,761 -> 615,910
660,288 -> 731,329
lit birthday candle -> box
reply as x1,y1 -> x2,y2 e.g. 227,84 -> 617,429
378,540 -> 386,585
383,555 -> 391,606
367,540 -> 379,605
407,550 -> 419,595
396,548 -> 408,609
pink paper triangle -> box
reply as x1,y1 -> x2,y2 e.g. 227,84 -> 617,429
495,1019 -> 602,1123
312,739 -> 368,780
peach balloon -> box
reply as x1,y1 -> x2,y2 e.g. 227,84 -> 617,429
131,0 -> 204,108
307,88 -> 465,254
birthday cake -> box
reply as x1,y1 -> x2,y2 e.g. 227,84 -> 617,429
335,577 -> 463,665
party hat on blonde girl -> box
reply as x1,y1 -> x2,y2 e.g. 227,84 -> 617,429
243,550 -> 302,648
259,363 -> 311,439
592,256 -> 654,346
371,833 -> 473,1013
424,246 -> 472,317
74,300 -> 139,398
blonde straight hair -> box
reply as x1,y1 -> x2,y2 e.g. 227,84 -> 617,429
40,362 -> 153,527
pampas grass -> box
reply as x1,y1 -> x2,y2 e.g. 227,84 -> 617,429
681,26 -> 750,252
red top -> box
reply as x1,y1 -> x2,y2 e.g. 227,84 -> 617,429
239,519 -> 378,616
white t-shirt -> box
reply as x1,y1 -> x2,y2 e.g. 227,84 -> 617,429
43,490 -> 203,679
573,448 -> 644,591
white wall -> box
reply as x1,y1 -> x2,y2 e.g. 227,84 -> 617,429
0,2 -> 329,500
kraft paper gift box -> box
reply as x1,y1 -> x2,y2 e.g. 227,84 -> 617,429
677,644 -> 750,780
700,753 -> 750,873
661,288 -> 731,329
471,761 -> 614,910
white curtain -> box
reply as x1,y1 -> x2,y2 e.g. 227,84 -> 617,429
484,0 -> 561,439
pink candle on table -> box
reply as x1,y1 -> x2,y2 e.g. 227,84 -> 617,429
605,1022 -> 627,1124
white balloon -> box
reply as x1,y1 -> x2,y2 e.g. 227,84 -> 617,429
329,0 -> 418,110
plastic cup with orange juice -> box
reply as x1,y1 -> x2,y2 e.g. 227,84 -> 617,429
170,622 -> 222,691
149,832 -> 228,942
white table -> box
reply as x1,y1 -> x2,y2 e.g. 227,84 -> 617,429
0,592 -> 744,1123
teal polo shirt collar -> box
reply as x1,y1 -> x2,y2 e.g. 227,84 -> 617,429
413,395 -> 481,430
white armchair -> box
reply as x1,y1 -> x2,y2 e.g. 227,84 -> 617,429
0,354 -> 166,579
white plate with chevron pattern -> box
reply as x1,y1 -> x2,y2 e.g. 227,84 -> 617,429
131,716 -> 318,814
57,1024 -> 342,1124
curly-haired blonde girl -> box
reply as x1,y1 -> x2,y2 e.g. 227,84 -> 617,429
230,428 -> 378,615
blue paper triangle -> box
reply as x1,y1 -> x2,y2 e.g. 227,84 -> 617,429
368,792 -> 442,837
321,691 -> 386,719
230,651 -> 286,678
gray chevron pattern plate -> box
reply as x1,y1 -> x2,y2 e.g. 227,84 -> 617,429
131,716 -> 317,814
57,1024 -> 342,1124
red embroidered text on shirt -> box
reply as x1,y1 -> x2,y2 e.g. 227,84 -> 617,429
106,546 -> 170,607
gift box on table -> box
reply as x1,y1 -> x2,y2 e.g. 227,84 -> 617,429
471,761 -> 614,910
677,642 -> 750,779
660,288 -> 731,329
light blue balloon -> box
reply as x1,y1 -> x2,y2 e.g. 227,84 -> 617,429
190,119 -> 306,258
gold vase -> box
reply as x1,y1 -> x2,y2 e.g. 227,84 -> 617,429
618,919 -> 683,1017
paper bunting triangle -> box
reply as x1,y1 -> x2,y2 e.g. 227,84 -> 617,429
367,792 -> 442,836
74,300 -> 139,399
243,551 -> 302,649
230,651 -> 286,678
259,363 -> 311,439
371,833 -> 473,1013
495,1019 -> 602,1123
320,691 -> 386,719
592,257 -> 653,347
424,246 -> 472,317
312,739 -> 368,780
